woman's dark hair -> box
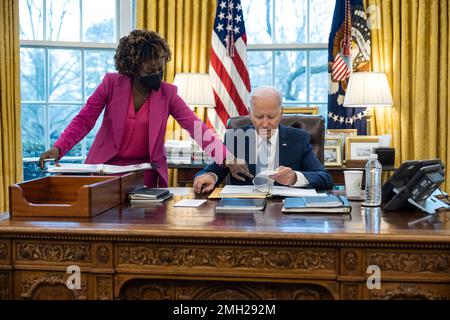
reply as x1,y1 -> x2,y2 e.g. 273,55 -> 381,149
114,29 -> 171,75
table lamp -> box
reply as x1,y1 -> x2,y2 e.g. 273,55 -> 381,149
173,73 -> 216,109
172,73 -> 216,163
343,72 -> 393,135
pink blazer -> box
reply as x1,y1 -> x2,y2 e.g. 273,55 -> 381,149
54,73 -> 229,187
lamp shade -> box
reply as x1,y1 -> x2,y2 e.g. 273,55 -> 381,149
173,73 -> 215,108
343,72 -> 393,108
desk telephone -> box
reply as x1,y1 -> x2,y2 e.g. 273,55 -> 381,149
382,159 -> 449,214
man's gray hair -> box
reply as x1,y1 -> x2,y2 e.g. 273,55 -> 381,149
249,86 -> 283,112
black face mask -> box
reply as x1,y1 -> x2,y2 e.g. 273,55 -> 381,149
138,71 -> 163,91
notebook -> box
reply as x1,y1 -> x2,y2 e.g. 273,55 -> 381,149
282,195 -> 352,214
129,187 -> 170,199
302,195 -> 343,207
129,192 -> 173,204
215,198 -> 267,212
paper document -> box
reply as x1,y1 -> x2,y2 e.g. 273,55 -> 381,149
220,185 -> 267,196
255,170 -> 276,178
174,199 -> 207,207
252,170 -> 275,187
47,163 -> 152,174
218,185 -> 317,198
271,186 -> 318,197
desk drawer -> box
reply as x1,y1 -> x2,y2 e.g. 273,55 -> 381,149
13,240 -> 113,269
115,243 -> 338,280
365,282 -> 450,300
364,249 -> 450,282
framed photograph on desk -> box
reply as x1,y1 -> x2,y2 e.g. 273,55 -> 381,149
325,135 -> 344,160
324,145 -> 342,166
346,136 -> 379,160
327,129 -> 357,160
327,128 -> 357,136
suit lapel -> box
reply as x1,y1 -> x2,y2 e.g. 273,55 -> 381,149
278,125 -> 289,167
244,125 -> 256,177
111,75 -> 131,148
147,86 -> 166,160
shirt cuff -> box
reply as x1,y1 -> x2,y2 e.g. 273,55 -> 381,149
291,171 -> 310,188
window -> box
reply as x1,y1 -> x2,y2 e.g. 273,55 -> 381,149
242,0 -> 334,117
19,0 -> 133,180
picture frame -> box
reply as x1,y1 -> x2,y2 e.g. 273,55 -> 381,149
325,135 -> 344,146
325,135 -> 344,159
324,145 -> 342,166
327,129 -> 357,160
346,136 -> 380,160
282,106 -> 319,115
326,129 -> 358,136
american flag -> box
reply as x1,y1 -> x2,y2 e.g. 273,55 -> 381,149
207,0 -> 251,137
332,53 -> 352,82
327,0 -> 371,134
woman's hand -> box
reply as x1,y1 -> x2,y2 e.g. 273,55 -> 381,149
39,147 -> 60,170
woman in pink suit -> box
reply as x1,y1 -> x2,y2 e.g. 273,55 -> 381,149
39,30 -> 252,187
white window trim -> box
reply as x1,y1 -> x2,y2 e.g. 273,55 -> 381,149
20,0 -> 134,165
246,0 -> 329,108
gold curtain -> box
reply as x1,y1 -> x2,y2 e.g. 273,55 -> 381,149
136,0 -> 216,186
366,0 -> 450,192
0,0 -> 22,211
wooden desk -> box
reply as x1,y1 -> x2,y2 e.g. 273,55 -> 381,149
170,163 -> 205,186
170,163 -> 396,186
0,190 -> 449,300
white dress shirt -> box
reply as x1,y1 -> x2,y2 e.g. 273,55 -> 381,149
255,129 -> 309,187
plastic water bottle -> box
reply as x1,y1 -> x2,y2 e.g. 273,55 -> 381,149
364,154 -> 382,206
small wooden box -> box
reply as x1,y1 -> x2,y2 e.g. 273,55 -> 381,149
9,175 -> 121,218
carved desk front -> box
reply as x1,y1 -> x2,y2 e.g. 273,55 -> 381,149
0,190 -> 449,300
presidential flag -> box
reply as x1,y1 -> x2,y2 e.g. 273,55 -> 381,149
327,0 -> 371,134
208,0 -> 251,137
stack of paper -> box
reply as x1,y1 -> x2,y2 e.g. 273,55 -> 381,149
209,185 -> 318,199
165,140 -> 192,164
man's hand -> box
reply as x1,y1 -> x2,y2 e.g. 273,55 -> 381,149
193,173 -> 216,194
225,158 -> 253,182
270,166 -> 297,186
39,147 -> 60,170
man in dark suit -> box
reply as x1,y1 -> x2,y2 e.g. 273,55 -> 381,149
193,86 -> 333,194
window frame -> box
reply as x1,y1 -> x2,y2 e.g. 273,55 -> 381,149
20,0 -> 134,165
245,0 -> 329,110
